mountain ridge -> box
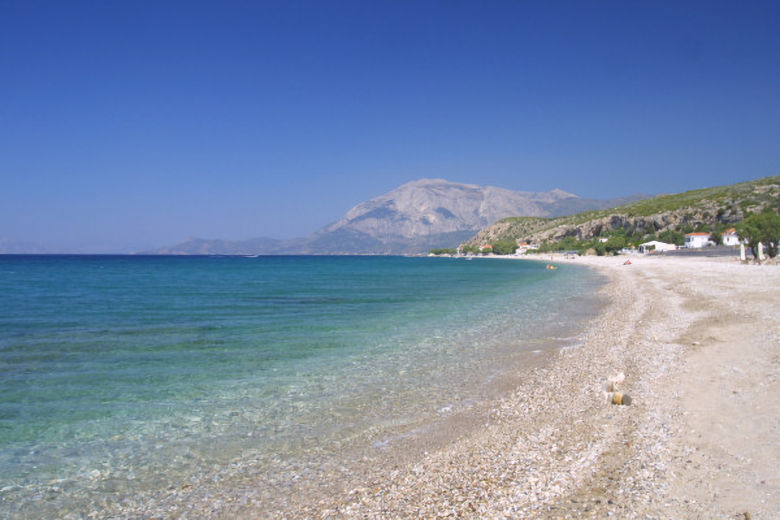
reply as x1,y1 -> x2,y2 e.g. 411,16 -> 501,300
145,179 -> 647,255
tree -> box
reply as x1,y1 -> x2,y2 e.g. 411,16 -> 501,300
558,236 -> 579,251
429,248 -> 457,255
709,229 -> 722,246
604,236 -> 627,255
737,209 -> 780,258
537,241 -> 553,253
626,229 -> 646,245
658,230 -> 685,246
491,240 -> 518,255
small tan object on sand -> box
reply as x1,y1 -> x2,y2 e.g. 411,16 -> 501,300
610,392 -> 632,405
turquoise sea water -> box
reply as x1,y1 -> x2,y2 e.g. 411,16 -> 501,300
0,255 -> 604,516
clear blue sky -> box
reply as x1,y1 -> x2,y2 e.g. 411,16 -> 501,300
2,0 -> 778,252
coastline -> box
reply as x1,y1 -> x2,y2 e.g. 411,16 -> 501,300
6,255 -> 776,518
282,254 -> 779,519
0,256 -> 605,519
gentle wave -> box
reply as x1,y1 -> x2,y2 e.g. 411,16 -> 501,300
0,255 -> 605,516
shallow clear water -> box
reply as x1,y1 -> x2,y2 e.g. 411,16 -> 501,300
0,255 -> 604,515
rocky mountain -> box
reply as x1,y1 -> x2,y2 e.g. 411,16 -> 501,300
464,175 -> 780,248
301,179 -> 582,254
321,179 -> 576,237
147,179 -> 647,255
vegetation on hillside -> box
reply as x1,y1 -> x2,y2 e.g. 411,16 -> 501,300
738,208 -> 780,258
462,175 -> 779,255
429,248 -> 458,256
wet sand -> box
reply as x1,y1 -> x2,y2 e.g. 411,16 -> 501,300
277,255 -> 780,519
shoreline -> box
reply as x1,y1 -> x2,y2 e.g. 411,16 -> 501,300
147,260 -> 608,519
1,257 -> 606,519
6,255 -> 776,518
285,255 -> 779,518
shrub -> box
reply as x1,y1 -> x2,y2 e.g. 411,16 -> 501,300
738,209 -> 780,258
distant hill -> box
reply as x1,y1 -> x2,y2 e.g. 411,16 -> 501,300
149,236 -> 289,256
146,179 -> 647,255
464,175 -> 780,249
0,238 -> 55,254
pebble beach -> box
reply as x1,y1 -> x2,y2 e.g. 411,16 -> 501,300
283,254 -> 779,519
6,255 -> 777,519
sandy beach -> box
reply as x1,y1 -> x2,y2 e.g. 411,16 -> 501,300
271,254 -> 780,519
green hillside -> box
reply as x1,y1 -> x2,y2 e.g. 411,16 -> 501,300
464,175 -> 779,254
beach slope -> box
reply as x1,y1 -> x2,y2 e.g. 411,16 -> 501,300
306,256 -> 779,519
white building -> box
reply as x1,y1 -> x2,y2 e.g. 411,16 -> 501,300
722,228 -> 742,246
638,240 -> 677,254
684,232 -> 712,248
514,242 -> 539,255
